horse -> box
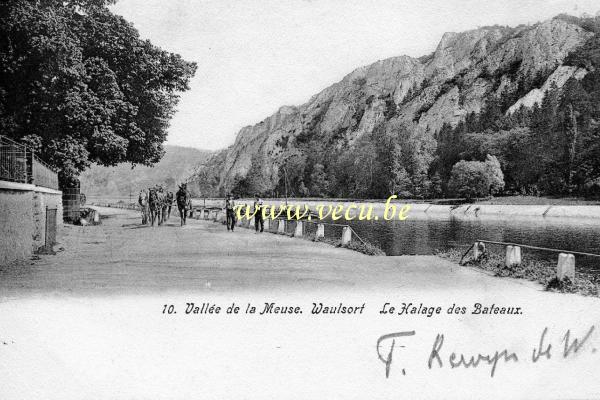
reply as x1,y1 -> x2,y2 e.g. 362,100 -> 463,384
176,184 -> 191,226
148,187 -> 165,226
156,187 -> 169,225
138,189 -> 149,225
165,191 -> 174,220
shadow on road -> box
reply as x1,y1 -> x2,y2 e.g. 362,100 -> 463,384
121,223 -> 150,229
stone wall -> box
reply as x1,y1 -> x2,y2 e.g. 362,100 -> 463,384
0,181 -> 63,266
32,190 -> 63,250
0,188 -> 34,265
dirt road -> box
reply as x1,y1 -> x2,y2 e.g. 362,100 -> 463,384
1,207 -> 600,400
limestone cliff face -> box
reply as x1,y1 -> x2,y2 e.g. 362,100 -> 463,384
507,65 -> 588,113
196,17 -> 593,193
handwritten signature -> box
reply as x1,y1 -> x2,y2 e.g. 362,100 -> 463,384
376,325 -> 596,378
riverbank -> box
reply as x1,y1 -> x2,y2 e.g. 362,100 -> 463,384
475,195 -> 600,205
206,198 -> 600,220
437,248 -> 600,297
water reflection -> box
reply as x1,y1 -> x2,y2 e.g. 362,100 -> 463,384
341,217 -> 600,272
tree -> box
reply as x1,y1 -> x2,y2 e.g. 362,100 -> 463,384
231,174 -> 250,197
448,161 -> 490,199
0,1 -> 197,187
428,172 -> 443,199
484,154 -> 505,195
245,152 -> 270,196
388,143 -> 412,197
309,163 -> 329,197
434,122 -> 465,186
448,157 -> 505,199
276,152 -> 306,198
391,167 -> 413,198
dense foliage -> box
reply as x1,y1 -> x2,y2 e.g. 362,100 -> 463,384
0,0 -> 197,187
448,155 -> 504,199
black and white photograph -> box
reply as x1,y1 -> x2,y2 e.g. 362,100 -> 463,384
1,0 -> 600,398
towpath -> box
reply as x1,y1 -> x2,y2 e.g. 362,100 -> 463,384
1,207 -> 599,399
0,206 -> 541,296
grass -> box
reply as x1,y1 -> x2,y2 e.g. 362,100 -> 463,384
304,232 -> 385,256
342,240 -> 386,256
437,248 -> 600,297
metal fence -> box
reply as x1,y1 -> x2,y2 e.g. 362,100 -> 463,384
0,135 -> 29,183
0,135 -> 59,190
33,156 -> 59,189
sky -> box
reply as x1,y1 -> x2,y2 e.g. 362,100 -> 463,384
110,0 -> 600,151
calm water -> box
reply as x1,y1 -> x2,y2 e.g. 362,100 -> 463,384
341,217 -> 600,273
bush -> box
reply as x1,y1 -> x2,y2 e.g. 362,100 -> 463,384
448,154 -> 505,199
437,248 -> 599,297
448,160 -> 491,199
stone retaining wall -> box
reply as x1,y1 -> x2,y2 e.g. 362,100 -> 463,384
0,181 -> 63,265
230,199 -> 600,220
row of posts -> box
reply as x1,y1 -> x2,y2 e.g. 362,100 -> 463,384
473,241 -> 576,281
194,207 -> 352,245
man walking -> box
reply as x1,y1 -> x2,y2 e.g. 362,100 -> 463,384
166,190 -> 174,220
225,193 -> 236,231
253,194 -> 264,233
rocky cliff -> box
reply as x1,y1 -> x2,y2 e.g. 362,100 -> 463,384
192,15 -> 595,196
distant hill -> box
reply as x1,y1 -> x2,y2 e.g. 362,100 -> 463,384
80,145 -> 212,197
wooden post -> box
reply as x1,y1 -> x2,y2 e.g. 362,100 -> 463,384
514,246 -> 522,266
316,224 -> 325,239
473,241 -> 486,260
341,226 -> 352,245
505,246 -> 513,267
557,253 -> 575,281
505,245 -> 522,268
294,221 -> 303,237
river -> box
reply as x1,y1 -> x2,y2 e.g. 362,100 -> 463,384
343,217 -> 600,272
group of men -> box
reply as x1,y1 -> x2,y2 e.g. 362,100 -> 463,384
225,193 -> 264,233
